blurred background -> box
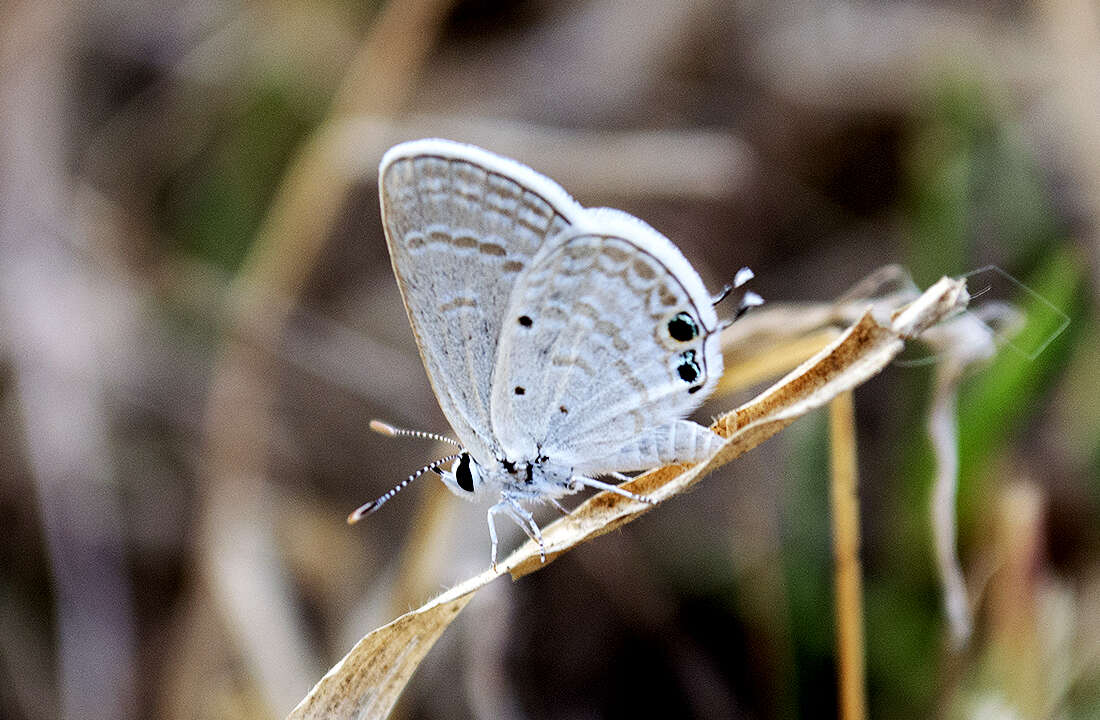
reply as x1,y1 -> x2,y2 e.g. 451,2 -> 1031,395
1,0 -> 1098,718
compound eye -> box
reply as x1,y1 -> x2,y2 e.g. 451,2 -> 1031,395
455,453 -> 475,492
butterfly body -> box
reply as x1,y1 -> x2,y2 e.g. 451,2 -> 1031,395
367,139 -> 734,566
437,452 -> 574,502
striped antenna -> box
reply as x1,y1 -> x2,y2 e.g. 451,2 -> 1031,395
711,266 -> 755,306
718,290 -> 766,332
735,290 -> 765,319
347,452 -> 462,524
369,419 -> 462,448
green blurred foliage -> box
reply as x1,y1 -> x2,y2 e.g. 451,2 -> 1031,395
955,250 -> 1085,509
889,76 -> 1094,717
783,415 -> 841,717
903,79 -> 1087,525
752,76 -> 1098,720
166,79 -> 323,273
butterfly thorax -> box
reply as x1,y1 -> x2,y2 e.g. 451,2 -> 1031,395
495,456 -> 575,500
440,450 -> 576,502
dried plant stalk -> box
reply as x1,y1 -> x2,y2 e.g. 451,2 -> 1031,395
920,301 -> 1023,646
829,391 -> 867,720
716,328 -> 841,395
287,277 -> 969,720
198,0 -> 457,711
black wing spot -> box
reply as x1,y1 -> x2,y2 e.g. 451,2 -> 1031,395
518,315 -> 533,327
677,350 -> 701,383
667,312 -> 698,342
514,386 -> 526,395
455,453 -> 474,492
677,364 -> 699,383
559,405 -> 568,414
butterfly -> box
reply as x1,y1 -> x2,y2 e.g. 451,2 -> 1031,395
349,139 -> 760,569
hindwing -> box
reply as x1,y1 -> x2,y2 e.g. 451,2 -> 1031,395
489,209 -> 723,471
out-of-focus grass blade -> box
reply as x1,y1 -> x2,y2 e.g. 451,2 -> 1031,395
957,247 -> 1084,516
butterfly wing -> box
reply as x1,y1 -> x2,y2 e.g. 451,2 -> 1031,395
489,208 -> 724,473
379,139 -> 581,460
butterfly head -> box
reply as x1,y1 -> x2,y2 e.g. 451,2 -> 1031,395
437,451 -> 491,500
349,421 -> 491,523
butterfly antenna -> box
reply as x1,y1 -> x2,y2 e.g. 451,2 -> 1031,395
711,266 -> 756,306
717,290 -> 765,332
347,452 -> 463,523
734,290 -> 765,320
369,419 -> 462,448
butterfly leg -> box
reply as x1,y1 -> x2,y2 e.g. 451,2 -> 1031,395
487,501 -> 506,572
487,497 -> 547,569
547,497 -> 571,516
571,475 -> 656,505
503,497 -> 546,564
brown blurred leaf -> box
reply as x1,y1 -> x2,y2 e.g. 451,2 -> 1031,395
287,276 -> 970,720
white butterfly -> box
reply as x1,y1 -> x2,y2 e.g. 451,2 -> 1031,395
349,139 -> 760,568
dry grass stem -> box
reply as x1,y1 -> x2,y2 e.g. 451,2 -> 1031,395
921,304 -> 1023,645
287,276 -> 970,720
321,115 -> 752,202
0,4 -> 139,718
717,328 -> 841,396
928,380 -> 971,646
754,4 -> 1050,111
717,265 -> 922,396
829,391 -> 867,720
1035,0 -> 1100,299
199,1 -> 455,711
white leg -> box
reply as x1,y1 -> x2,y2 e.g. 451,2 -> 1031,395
572,475 -> 656,504
487,502 -> 506,571
504,498 -> 546,563
548,497 -> 571,516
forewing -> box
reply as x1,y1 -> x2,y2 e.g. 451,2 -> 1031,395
379,139 -> 579,460
490,209 -> 723,472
